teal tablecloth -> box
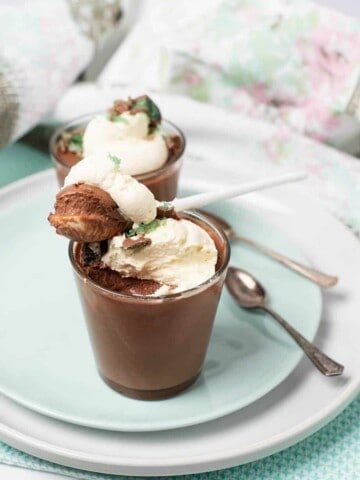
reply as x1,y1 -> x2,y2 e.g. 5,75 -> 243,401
0,143 -> 359,480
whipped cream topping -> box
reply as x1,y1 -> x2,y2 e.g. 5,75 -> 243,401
83,112 -> 168,175
64,153 -> 157,225
102,218 -> 218,294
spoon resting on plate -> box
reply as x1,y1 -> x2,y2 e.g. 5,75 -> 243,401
226,267 -> 344,376
199,210 -> 338,288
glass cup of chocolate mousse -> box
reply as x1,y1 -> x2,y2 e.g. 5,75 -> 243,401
50,96 -> 185,201
68,210 -> 230,401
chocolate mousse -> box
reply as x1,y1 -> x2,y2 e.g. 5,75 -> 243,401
73,209 -> 225,296
51,95 -> 185,200
49,148 -> 230,400
76,242 -> 162,296
70,211 -> 229,400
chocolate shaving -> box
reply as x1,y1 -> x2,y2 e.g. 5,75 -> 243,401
122,236 -> 152,250
156,206 -> 180,220
108,95 -> 162,131
108,98 -> 133,118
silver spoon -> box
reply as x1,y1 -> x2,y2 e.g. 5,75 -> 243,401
226,267 -> 344,376
199,210 -> 338,288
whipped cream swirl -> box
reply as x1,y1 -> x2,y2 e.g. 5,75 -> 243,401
83,112 -> 168,175
102,218 -> 218,294
64,153 -> 157,225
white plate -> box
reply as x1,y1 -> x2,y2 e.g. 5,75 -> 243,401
0,170 -> 359,476
0,173 -> 322,432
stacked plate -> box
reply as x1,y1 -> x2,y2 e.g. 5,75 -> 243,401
0,95 -> 359,476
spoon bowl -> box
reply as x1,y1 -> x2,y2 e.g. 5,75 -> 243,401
225,267 -> 344,376
226,267 -> 266,308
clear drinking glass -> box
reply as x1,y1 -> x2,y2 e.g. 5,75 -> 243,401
50,113 -> 186,201
69,211 -> 230,400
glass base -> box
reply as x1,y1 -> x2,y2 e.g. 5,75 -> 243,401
100,372 -> 200,401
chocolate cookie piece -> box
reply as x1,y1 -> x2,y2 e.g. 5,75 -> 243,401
48,183 -> 132,242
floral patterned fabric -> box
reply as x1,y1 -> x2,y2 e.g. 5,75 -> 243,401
55,83 -> 360,235
0,0 -> 93,148
100,0 -> 360,148
0,0 -> 122,150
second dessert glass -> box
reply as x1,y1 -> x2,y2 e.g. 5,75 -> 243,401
50,113 -> 186,201
69,211 -> 230,400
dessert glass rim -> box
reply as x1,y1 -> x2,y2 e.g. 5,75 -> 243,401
49,111 -> 186,178
68,210 -> 231,303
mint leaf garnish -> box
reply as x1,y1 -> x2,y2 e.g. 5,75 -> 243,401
65,132 -> 83,155
113,114 -> 128,124
108,153 -> 121,167
133,96 -> 161,124
68,133 -> 83,146
125,227 -> 136,238
125,218 -> 166,238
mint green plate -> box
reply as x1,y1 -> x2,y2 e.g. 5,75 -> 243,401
0,173 -> 322,432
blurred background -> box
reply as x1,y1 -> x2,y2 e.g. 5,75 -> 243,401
1,0 -> 359,152
0,0 -> 359,231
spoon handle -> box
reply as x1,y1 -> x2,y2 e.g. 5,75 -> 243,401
173,172 -> 306,211
234,234 -> 338,288
263,306 -> 344,376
